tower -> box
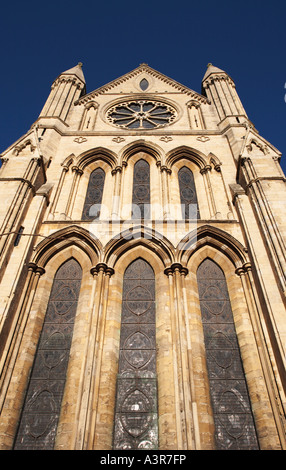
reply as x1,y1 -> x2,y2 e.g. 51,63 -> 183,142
0,63 -> 285,450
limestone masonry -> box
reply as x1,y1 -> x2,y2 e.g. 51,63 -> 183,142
0,63 -> 285,450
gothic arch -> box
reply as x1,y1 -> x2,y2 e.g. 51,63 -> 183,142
165,145 -> 208,170
208,152 -> 222,170
32,225 -> 102,268
13,256 -> 84,450
118,140 -> 163,167
94,242 -> 177,449
61,153 -> 75,168
74,147 -> 117,171
103,225 -> 175,270
177,224 -> 248,268
119,149 -> 163,220
183,243 -> 268,449
1,241 -> 97,450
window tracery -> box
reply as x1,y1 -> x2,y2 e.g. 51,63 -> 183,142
197,258 -> 259,450
106,100 -> 177,129
113,258 -> 158,450
132,159 -> 150,219
82,167 -> 105,220
178,166 -> 200,219
14,258 -> 82,450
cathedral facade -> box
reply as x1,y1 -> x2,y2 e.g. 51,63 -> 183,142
0,63 -> 285,450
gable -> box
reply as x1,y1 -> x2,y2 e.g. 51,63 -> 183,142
76,64 -> 208,105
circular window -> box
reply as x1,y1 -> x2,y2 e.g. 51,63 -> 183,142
106,100 -> 177,129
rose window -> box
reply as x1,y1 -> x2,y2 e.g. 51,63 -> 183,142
106,100 -> 177,129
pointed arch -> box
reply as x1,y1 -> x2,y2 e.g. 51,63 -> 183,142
165,145 -> 208,170
103,225 -> 175,269
113,257 -> 158,449
208,152 -> 222,170
13,257 -> 83,450
118,140 -> 163,166
32,225 -> 102,269
178,166 -> 200,219
132,159 -> 150,219
82,167 -> 105,220
61,153 -> 75,168
74,147 -> 117,171
96,239 -> 177,449
196,257 -> 259,449
177,225 -> 248,268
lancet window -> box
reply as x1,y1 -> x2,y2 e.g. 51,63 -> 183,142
178,166 -> 200,219
14,258 -> 82,450
131,159 -> 150,219
197,258 -> 259,450
82,168 -> 105,220
113,258 -> 158,450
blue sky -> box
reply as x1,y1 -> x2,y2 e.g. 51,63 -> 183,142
1,0 -> 286,173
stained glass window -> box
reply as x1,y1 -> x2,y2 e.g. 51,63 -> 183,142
113,259 -> 158,450
82,168 -> 105,220
178,166 -> 200,219
197,259 -> 259,450
132,159 -> 150,219
106,100 -> 177,129
14,258 -> 82,450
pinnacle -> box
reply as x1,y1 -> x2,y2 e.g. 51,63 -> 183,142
58,63 -> 85,83
202,63 -> 228,81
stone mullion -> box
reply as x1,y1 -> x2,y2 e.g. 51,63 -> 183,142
81,263 -> 114,450
92,266 -> 114,449
81,263 -> 105,449
160,165 -> 171,220
111,166 -> 122,219
180,271 -> 201,450
72,267 -> 99,450
236,264 -> 286,449
165,268 -> 184,449
170,263 -> 194,449
119,162 -> 128,218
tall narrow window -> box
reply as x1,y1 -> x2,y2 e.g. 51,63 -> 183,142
82,168 -> 105,220
113,258 -> 158,450
132,159 -> 150,219
197,259 -> 259,450
178,166 -> 200,219
14,226 -> 24,246
14,258 -> 82,450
